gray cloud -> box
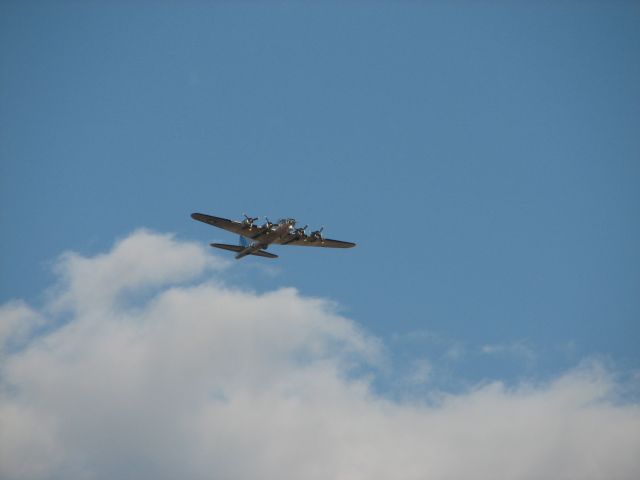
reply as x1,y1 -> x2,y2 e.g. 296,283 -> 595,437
1,231 -> 639,480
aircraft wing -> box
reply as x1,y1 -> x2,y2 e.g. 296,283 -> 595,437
285,238 -> 356,248
191,212 -> 267,237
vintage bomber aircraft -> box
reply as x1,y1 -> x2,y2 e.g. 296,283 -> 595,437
191,212 -> 356,259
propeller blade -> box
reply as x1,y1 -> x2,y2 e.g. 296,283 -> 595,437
242,213 -> 259,227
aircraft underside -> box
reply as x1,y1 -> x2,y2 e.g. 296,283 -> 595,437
191,212 -> 355,260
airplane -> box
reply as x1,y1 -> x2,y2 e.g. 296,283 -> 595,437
191,212 -> 356,259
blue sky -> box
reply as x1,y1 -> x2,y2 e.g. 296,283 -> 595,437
2,3 -> 640,478
2,1 -> 639,388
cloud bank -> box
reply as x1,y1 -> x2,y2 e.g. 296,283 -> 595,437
1,230 -> 639,480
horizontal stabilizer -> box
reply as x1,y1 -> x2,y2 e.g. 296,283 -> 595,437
210,243 -> 278,259
245,249 -> 278,258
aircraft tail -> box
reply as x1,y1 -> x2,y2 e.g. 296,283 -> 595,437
210,243 -> 278,259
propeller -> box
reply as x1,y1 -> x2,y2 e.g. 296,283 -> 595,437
295,225 -> 308,238
263,217 -> 274,230
310,226 -> 324,242
242,213 -> 259,228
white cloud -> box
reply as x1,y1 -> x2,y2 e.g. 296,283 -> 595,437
481,340 -> 537,366
391,329 -> 466,362
50,229 -> 226,314
403,358 -> 433,386
1,230 -> 639,480
0,301 -> 43,356
443,343 -> 465,361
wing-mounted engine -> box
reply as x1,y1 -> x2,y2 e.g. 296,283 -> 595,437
262,217 -> 274,231
308,226 -> 324,243
291,224 -> 308,239
242,213 -> 259,230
